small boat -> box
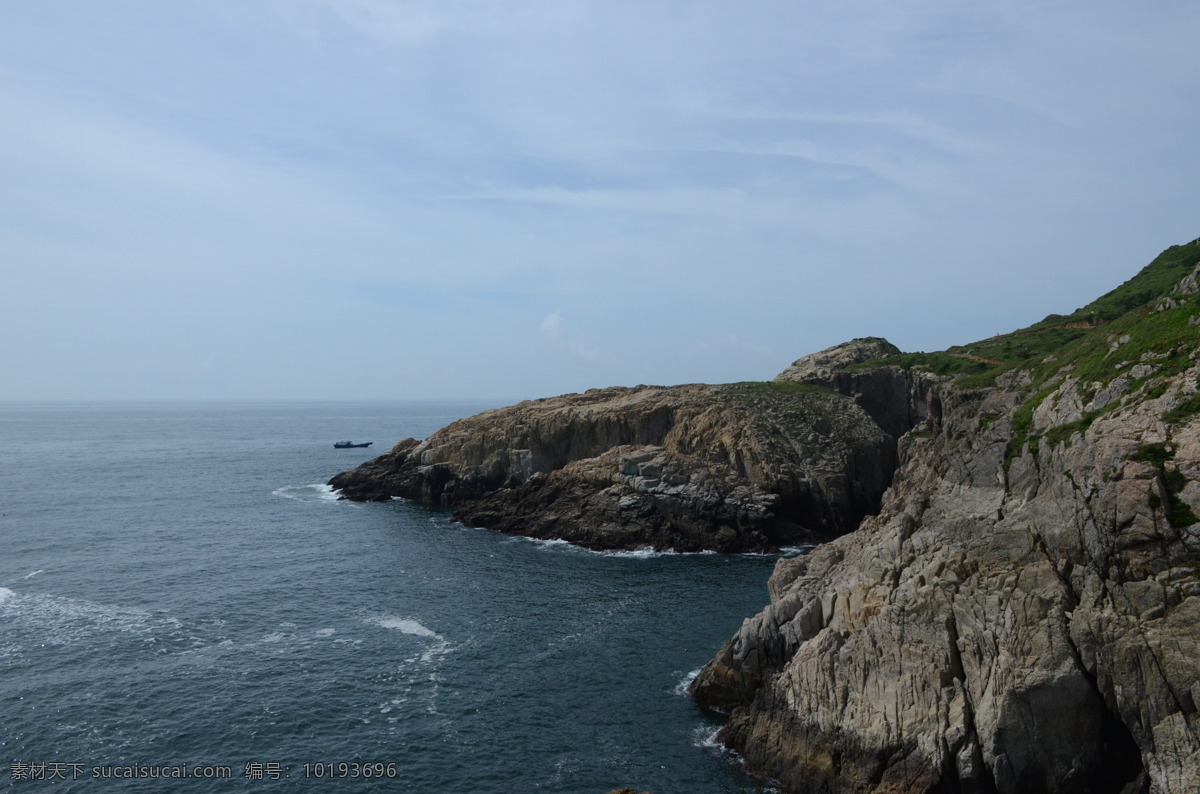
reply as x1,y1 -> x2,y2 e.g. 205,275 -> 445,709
334,441 -> 373,449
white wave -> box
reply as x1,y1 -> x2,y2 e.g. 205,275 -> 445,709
509,536 -> 662,556
369,616 -> 453,666
371,616 -> 441,639
509,535 -> 732,558
529,539 -> 812,558
0,588 -> 189,651
378,697 -> 407,714
271,484 -> 340,502
519,537 -> 578,552
693,725 -> 727,752
594,545 -> 722,558
366,617 -> 456,727
422,641 -> 450,663
23,569 -> 45,579
691,725 -> 782,791
674,667 -> 703,696
602,546 -> 676,558
262,623 -> 341,645
252,624 -> 342,651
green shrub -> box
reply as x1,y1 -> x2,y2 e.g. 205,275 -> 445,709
1171,501 -> 1199,528
1131,443 -> 1174,466
1163,393 -> 1200,424
1043,416 -> 1094,448
1164,468 -> 1187,495
1129,444 -> 1197,528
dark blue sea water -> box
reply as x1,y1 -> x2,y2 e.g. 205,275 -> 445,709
0,402 -> 785,793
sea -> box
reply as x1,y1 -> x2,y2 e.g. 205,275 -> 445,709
0,401 -> 791,793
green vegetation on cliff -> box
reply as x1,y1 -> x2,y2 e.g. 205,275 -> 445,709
848,237 -> 1200,472
855,238 -> 1200,393
844,237 -> 1200,472
1130,442 -> 1200,529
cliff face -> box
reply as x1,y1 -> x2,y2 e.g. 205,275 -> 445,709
330,379 -> 912,551
331,238 -> 1200,791
690,254 -> 1200,793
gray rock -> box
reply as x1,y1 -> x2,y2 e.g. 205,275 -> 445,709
691,358 -> 1200,793
1172,264 -> 1200,296
330,380 -> 898,551
774,337 -> 901,384
774,338 -> 940,441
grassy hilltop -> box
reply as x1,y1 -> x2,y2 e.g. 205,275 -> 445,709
855,236 -> 1200,412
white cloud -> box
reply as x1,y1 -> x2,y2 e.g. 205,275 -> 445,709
540,310 -> 564,338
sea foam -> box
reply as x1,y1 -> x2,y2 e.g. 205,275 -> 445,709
510,534 -> 764,558
272,484 -> 341,503
692,725 -> 727,752
512,536 -> 689,558
369,616 -> 453,666
371,616 -> 441,639
674,667 -> 703,696
0,587 -> 188,651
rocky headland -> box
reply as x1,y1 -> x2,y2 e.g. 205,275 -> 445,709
330,377 -> 922,552
690,240 -> 1200,793
330,238 -> 1200,792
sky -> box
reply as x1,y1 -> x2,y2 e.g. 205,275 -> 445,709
2,1 -> 1198,402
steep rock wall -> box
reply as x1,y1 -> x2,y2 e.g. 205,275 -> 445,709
774,337 -> 940,440
691,365 -> 1200,793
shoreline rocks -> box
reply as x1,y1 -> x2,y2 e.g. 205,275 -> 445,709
453,444 -> 785,553
329,360 -> 925,552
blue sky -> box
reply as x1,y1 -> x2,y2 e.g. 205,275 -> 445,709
2,1 -> 1197,401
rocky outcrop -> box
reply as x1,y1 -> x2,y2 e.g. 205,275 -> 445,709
691,357 -> 1200,792
775,338 -> 940,441
454,445 -> 784,552
329,379 -> 909,552
775,337 -> 902,384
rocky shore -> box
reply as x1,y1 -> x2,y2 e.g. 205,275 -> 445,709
329,376 -> 919,552
330,240 -> 1200,792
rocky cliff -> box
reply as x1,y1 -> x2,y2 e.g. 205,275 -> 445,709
690,241 -> 1200,793
330,379 -> 911,552
331,237 -> 1200,792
